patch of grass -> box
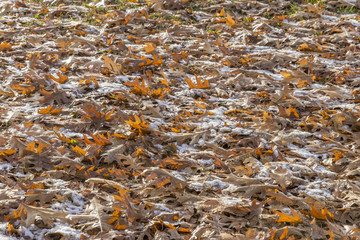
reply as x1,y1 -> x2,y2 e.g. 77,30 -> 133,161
306,0 -> 325,4
288,4 -> 300,15
207,29 -> 221,35
155,25 -> 167,31
264,12 -> 272,19
150,12 -> 161,20
336,6 -> 357,14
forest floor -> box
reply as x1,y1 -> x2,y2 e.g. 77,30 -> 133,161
0,0 -> 360,239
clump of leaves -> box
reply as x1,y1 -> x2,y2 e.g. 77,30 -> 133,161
79,102 -> 115,129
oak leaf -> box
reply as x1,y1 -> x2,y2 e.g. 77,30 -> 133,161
144,43 -> 156,54
102,55 -> 122,74
275,208 -> 302,223
185,75 -> 210,89
38,106 -> 62,115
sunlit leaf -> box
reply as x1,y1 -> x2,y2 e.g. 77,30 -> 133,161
275,208 -> 302,223
38,106 -> 62,115
226,14 -> 235,26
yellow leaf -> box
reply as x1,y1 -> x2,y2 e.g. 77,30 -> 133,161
0,149 -> 16,156
194,100 -> 206,109
115,223 -> 128,230
185,75 -> 210,89
0,41 -> 12,51
8,223 -> 16,233
72,145 -> 86,156
263,110 -> 273,122
144,43 -> 156,53
287,106 -> 299,118
159,72 -> 169,87
152,54 -> 163,65
226,14 -> 235,26
310,205 -> 326,220
171,128 -> 181,133
49,73 -> 68,84
26,141 -> 36,152
185,76 -> 196,88
219,7 -> 225,17
280,71 -> 292,79
279,227 -> 288,240
297,43 -> 311,51
275,208 -> 302,223
38,106 -> 62,115
125,114 -> 150,132
215,7 -> 225,17
178,227 -> 191,233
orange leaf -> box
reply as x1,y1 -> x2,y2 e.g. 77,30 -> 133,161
8,224 -> 16,233
102,55 -> 122,74
185,75 -> 210,89
178,227 -> 191,233
280,71 -> 292,79
0,41 -> 12,51
287,106 -> 299,118
155,177 -> 171,188
72,146 -> 86,156
115,223 -> 128,230
297,43 -> 311,51
10,84 -> 35,95
171,128 -> 181,133
49,73 -> 68,84
263,110 -> 273,122
124,77 -> 149,96
226,14 -> 235,26
38,106 -> 62,115
36,141 -> 50,154
0,149 -> 16,156
125,114 -> 150,132
159,72 -> 169,87
297,79 -> 308,88
275,208 -> 302,223
194,100 -> 206,109
279,227 -> 288,240
310,205 -> 326,220
218,8 -> 225,17
152,54 -> 163,65
144,43 -> 156,54
26,141 -> 36,152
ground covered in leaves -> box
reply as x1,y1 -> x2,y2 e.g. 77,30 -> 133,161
0,0 -> 360,239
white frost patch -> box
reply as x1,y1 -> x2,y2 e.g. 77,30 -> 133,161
232,127 -> 253,135
50,179 -> 68,188
322,15 -> 340,21
153,203 -> 175,216
23,222 -> 87,240
96,81 -> 127,94
219,66 -> 232,72
0,163 -> 12,171
205,179 -> 229,190
171,171 -> 186,182
287,143 -> 313,159
220,196 -> 252,207
298,181 -> 334,201
188,182 -> 204,191
51,191 -> 86,214
175,143 -> 198,154
198,159 -> 213,166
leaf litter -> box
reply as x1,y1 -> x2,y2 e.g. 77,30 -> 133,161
0,0 -> 360,239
